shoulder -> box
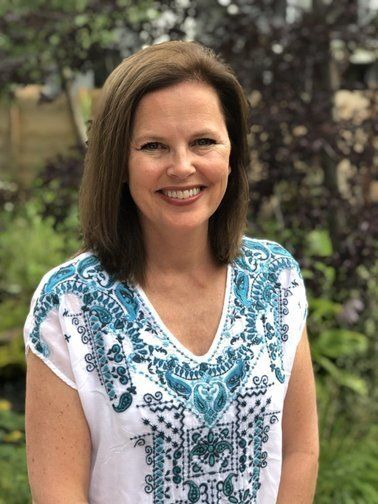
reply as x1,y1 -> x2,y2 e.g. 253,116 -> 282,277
235,235 -> 301,274
29,252 -> 141,326
32,251 -> 116,303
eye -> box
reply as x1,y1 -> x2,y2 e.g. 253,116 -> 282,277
194,138 -> 216,147
139,142 -> 165,151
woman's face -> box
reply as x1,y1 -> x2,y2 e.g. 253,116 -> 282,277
127,81 -> 231,237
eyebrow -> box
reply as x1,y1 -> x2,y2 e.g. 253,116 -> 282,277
132,129 -> 222,143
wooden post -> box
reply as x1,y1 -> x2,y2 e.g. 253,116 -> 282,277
9,102 -> 22,176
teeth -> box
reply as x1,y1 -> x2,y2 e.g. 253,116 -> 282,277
162,187 -> 201,199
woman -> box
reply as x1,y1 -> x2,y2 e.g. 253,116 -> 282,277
24,41 -> 319,503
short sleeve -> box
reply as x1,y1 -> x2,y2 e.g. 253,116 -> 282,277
23,271 -> 77,389
278,264 -> 309,386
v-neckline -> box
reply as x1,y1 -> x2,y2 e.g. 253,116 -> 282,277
134,263 -> 233,362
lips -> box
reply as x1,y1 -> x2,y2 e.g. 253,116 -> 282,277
158,186 -> 205,205
161,187 -> 201,199
158,185 -> 206,200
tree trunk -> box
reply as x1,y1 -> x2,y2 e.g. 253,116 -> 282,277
59,67 -> 87,148
312,0 -> 345,255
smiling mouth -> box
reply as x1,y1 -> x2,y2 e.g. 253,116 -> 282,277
158,186 -> 205,200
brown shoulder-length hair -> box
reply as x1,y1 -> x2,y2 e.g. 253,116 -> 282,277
79,40 -> 250,285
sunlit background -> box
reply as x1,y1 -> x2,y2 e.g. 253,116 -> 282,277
0,1 -> 377,502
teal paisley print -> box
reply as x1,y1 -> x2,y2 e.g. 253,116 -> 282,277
24,237 -> 308,504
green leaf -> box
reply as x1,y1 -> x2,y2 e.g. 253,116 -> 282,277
312,329 -> 368,358
48,33 -> 60,46
306,229 -> 333,257
310,298 -> 342,320
74,14 -> 89,26
316,356 -> 368,395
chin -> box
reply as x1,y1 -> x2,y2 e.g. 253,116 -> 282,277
162,219 -> 209,232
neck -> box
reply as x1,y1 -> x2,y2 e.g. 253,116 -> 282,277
141,223 -> 217,279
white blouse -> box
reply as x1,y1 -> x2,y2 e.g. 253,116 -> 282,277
24,236 -> 308,503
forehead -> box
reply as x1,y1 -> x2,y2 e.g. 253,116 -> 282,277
131,81 -> 227,133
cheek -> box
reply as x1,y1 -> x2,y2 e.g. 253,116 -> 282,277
205,147 -> 230,169
205,156 -> 231,182
128,157 -> 157,188
127,165 -> 146,203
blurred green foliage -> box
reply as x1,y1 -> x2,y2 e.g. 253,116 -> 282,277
0,0 -> 153,95
0,202 -> 79,300
0,196 -> 80,370
0,401 -> 29,504
0,192 -> 79,502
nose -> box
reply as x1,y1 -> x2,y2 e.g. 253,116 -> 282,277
166,147 -> 196,179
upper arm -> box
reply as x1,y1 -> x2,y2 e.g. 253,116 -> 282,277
282,325 -> 319,458
25,351 -> 91,503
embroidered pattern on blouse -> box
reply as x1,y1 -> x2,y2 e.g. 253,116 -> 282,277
29,238 -> 303,503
